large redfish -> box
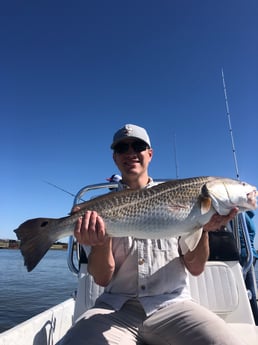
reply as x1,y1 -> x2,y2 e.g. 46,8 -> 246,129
14,176 -> 257,272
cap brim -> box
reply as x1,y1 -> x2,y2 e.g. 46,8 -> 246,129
111,136 -> 150,149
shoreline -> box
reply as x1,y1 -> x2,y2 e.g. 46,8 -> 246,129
0,243 -> 68,250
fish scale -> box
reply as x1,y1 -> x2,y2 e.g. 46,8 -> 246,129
14,176 -> 257,271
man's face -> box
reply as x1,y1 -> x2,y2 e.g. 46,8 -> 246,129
113,139 -> 153,178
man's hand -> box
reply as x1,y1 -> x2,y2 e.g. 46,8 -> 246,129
72,207 -> 107,246
203,207 -> 238,232
71,207 -> 114,286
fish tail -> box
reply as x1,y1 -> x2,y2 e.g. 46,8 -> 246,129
14,218 -> 57,272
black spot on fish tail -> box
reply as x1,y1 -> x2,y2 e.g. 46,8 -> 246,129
14,217 -> 57,272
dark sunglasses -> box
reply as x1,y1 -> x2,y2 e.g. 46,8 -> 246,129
114,140 -> 150,154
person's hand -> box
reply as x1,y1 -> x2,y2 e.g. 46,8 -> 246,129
72,207 -> 107,246
203,207 -> 238,232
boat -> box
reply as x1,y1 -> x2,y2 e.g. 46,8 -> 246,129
0,181 -> 258,345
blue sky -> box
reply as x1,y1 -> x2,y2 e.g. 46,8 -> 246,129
0,1 -> 257,247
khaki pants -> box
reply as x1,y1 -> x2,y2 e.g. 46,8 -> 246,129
58,299 -> 246,345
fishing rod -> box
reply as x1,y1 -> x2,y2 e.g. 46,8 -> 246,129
221,69 -> 254,278
173,133 -> 179,179
221,68 -> 240,180
43,180 -> 85,202
43,175 -> 120,203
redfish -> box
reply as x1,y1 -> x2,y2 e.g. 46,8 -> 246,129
14,176 -> 257,271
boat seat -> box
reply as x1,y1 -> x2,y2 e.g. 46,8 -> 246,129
188,260 -> 258,345
188,260 -> 254,323
74,260 -> 255,323
188,229 -> 258,344
189,261 -> 238,316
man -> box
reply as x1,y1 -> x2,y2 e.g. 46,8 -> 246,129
59,124 -> 243,345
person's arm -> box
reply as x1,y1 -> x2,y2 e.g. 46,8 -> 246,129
182,208 -> 238,276
74,210 -> 115,286
87,238 -> 115,286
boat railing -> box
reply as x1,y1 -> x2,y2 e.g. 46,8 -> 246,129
67,182 -> 119,275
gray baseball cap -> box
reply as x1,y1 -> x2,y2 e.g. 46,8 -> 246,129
111,124 -> 151,149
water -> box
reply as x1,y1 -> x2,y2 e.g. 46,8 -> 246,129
0,249 -> 77,333
1,249 -> 258,334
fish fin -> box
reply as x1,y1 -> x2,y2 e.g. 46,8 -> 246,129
200,196 -> 212,215
14,218 -> 57,272
179,228 -> 203,255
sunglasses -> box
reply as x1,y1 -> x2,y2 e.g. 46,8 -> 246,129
114,140 -> 150,154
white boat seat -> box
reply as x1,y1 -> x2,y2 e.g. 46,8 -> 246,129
188,261 -> 238,316
74,260 -> 255,323
189,261 -> 258,345
188,261 -> 254,323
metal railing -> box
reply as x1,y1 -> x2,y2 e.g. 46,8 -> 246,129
237,213 -> 254,277
67,182 -> 118,275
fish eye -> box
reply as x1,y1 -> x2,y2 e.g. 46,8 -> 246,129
40,221 -> 48,227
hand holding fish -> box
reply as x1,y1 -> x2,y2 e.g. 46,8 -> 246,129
74,210 -> 107,246
182,207 -> 239,275
71,208 -> 115,286
202,207 -> 239,232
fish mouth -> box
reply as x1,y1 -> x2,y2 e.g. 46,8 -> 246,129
247,189 -> 257,209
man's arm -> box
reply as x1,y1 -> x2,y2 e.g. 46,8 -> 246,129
182,208 -> 238,276
87,238 -> 115,286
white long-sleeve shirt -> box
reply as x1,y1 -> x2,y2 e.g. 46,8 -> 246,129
95,178 -> 191,316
